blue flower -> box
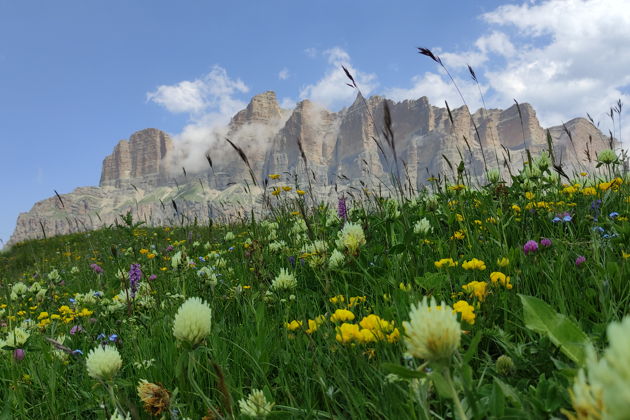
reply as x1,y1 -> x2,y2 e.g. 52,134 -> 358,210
228,246 -> 235,251
610,212 -> 620,218
552,217 -> 561,223
69,298 -> 76,304
593,226 -> 605,233
562,215 -> 572,222
96,333 -> 106,341
109,334 -> 119,342
72,349 -> 83,355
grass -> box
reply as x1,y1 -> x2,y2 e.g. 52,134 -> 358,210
0,156 -> 629,418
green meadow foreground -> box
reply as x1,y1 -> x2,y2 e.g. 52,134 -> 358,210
1,158 -> 629,419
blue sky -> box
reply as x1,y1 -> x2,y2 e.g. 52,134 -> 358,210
1,0 -> 629,246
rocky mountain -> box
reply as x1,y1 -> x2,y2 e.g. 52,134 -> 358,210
8,91 -> 613,246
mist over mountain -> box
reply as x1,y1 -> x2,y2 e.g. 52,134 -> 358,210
8,91 -> 611,246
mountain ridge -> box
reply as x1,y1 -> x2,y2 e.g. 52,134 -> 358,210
7,91 -> 612,246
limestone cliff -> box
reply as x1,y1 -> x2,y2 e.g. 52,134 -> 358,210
8,92 -> 615,246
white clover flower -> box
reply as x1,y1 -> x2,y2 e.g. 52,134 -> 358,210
70,266 -> 80,274
302,240 -> 328,268
291,219 -> 308,235
239,389 -> 274,418
486,168 -> 501,183
10,282 -> 28,300
328,249 -> 345,269
171,251 -> 183,269
268,240 -> 286,252
271,268 -> 297,291
85,345 -> 122,380
335,222 -> 366,254
589,316 -> 630,418
4,327 -> 30,348
403,297 -> 461,361
172,297 -> 212,346
413,218 -> 432,235
197,266 -> 218,287
110,408 -> 131,420
47,269 -> 61,281
29,281 -> 43,292
597,149 -> 618,165
224,231 -> 236,241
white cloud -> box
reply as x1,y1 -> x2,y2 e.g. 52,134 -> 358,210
280,97 -> 296,109
385,72 -> 485,112
304,47 -> 318,58
299,47 -> 378,109
147,66 -> 251,173
147,66 -> 249,115
386,0 -> 630,149
278,67 -> 289,80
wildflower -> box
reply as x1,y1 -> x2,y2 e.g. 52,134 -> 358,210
239,389 -> 274,418
172,297 -> 212,346
13,348 -> 25,362
452,300 -> 476,325
413,218 -> 432,235
335,222 -> 366,254
597,149 -> 618,165
582,187 -> 597,196
90,263 -> 103,274
330,309 -> 355,323
224,232 -> 235,241
270,268 -> 297,291
576,256 -> 586,267
523,240 -> 538,255
435,258 -> 458,269
525,192 -> 535,200
462,281 -> 489,301
268,174 -> 280,180
128,264 -> 142,298
305,316 -> 325,334
540,238 -> 552,248
285,320 -> 303,331
497,257 -> 509,267
328,249 -> 345,268
85,345 -> 122,380
403,297 -> 461,361
137,379 -> 171,416
110,409 -> 131,420
462,258 -> 486,270
451,230 -> 465,240
490,272 -> 512,289
337,196 -> 347,220
335,323 -> 361,343
329,295 -> 345,304
448,184 -> 466,191
496,355 -> 515,376
4,327 -> 30,347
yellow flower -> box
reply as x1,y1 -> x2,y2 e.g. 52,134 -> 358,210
387,328 -> 400,343
452,300 -> 476,325
456,213 -> 464,222
435,258 -> 458,268
448,184 -> 466,191
329,295 -> 345,304
347,296 -> 366,308
271,188 -> 281,196
462,281 -> 489,301
497,257 -> 509,267
50,314 -> 61,320
399,283 -> 412,292
296,189 -> 306,195
330,309 -> 355,323
147,253 -> 156,259
77,308 -> 94,317
282,186 -> 292,192
511,204 -> 521,213
305,316 -> 325,334
451,230 -> 466,240
582,187 -> 597,196
335,323 -> 361,343
580,172 -> 588,177
462,258 -> 486,271
525,192 -> 535,200
490,271 -> 513,289
622,251 -> 630,259
268,174 -> 280,180
285,320 -> 303,331
37,311 -> 49,320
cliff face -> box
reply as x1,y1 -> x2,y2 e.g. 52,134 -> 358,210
8,92 -> 613,246
100,128 -> 173,188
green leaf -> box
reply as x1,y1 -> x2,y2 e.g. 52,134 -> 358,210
381,363 -> 426,379
429,371 -> 454,399
518,294 -> 591,365
463,329 -> 482,365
